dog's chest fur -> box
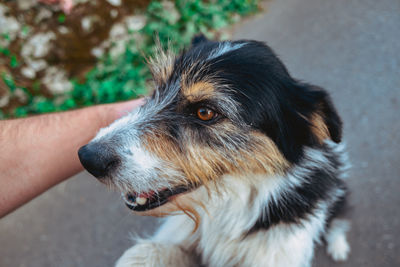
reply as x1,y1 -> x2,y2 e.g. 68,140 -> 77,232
153,141 -> 349,267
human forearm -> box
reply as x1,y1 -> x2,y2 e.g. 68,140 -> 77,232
0,99 -> 143,217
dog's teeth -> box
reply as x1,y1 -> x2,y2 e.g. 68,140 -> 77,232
136,197 -> 147,205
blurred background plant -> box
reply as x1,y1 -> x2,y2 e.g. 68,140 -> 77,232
0,0 -> 259,119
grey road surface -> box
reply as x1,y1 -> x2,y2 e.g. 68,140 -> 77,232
1,0 -> 399,266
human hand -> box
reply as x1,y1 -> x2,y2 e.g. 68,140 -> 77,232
38,0 -> 74,14
0,97 -> 144,217
97,98 -> 145,128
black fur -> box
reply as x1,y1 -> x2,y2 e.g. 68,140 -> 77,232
191,34 -> 208,46
152,38 -> 347,231
174,39 -> 342,163
250,144 -> 347,233
176,38 -> 346,232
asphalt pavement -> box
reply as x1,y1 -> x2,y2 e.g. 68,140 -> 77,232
1,0 -> 399,266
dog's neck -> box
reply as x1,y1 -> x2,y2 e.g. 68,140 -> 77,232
197,140 -> 349,238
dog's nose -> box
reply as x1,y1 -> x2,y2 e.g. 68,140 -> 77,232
78,143 -> 119,178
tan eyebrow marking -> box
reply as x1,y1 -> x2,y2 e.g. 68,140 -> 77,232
182,81 -> 216,101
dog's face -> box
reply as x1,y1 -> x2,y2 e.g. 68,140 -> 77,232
78,37 -> 342,216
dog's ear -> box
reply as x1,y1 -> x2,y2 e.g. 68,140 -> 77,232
191,34 -> 209,46
260,82 -> 342,163
287,82 -> 342,151
308,85 -> 342,144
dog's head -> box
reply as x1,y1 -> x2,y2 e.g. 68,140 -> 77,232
78,37 -> 341,216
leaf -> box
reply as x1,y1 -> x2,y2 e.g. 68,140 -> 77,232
58,14 -> 66,23
10,55 -> 19,68
6,0 -> 261,118
2,73 -> 16,91
0,47 -> 10,56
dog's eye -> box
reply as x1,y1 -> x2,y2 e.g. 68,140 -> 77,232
197,107 -> 216,121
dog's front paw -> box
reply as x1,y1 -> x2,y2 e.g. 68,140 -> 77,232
115,242 -> 193,267
325,219 -> 351,262
327,235 -> 350,262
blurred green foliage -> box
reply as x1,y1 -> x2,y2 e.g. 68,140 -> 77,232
1,0 -> 259,118
57,14 -> 66,23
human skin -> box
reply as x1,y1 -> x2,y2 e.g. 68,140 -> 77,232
38,0 -> 74,14
0,99 -> 144,217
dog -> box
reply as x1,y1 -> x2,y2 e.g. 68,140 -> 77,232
78,36 -> 351,267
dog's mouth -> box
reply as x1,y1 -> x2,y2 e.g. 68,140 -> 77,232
122,186 -> 189,212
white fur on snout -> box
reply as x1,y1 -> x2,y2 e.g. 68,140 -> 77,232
118,144 -> 184,194
130,146 -> 158,172
93,109 -> 141,141
88,102 -> 186,194
115,144 -> 168,193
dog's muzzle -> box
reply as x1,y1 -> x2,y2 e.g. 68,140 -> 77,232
123,186 -> 189,212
